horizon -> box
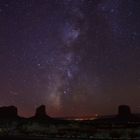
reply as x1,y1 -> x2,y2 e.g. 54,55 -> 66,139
0,104 -> 140,118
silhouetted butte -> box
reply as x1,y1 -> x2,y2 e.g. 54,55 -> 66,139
0,106 -> 18,119
33,105 -> 51,120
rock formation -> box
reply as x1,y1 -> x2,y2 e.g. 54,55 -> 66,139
34,105 -> 51,119
118,105 -> 131,117
0,106 -> 18,118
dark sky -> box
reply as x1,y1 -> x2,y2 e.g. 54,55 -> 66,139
0,0 -> 140,117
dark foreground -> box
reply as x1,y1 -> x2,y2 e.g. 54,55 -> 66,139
0,105 -> 140,139
1,136 -> 140,140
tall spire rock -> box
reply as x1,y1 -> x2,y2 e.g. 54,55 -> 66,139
34,105 -> 51,119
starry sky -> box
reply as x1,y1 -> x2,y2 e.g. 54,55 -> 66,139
0,0 -> 140,117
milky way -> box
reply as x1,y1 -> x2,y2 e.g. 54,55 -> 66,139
0,0 -> 140,117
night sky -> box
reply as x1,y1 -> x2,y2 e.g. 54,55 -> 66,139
0,0 -> 140,117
